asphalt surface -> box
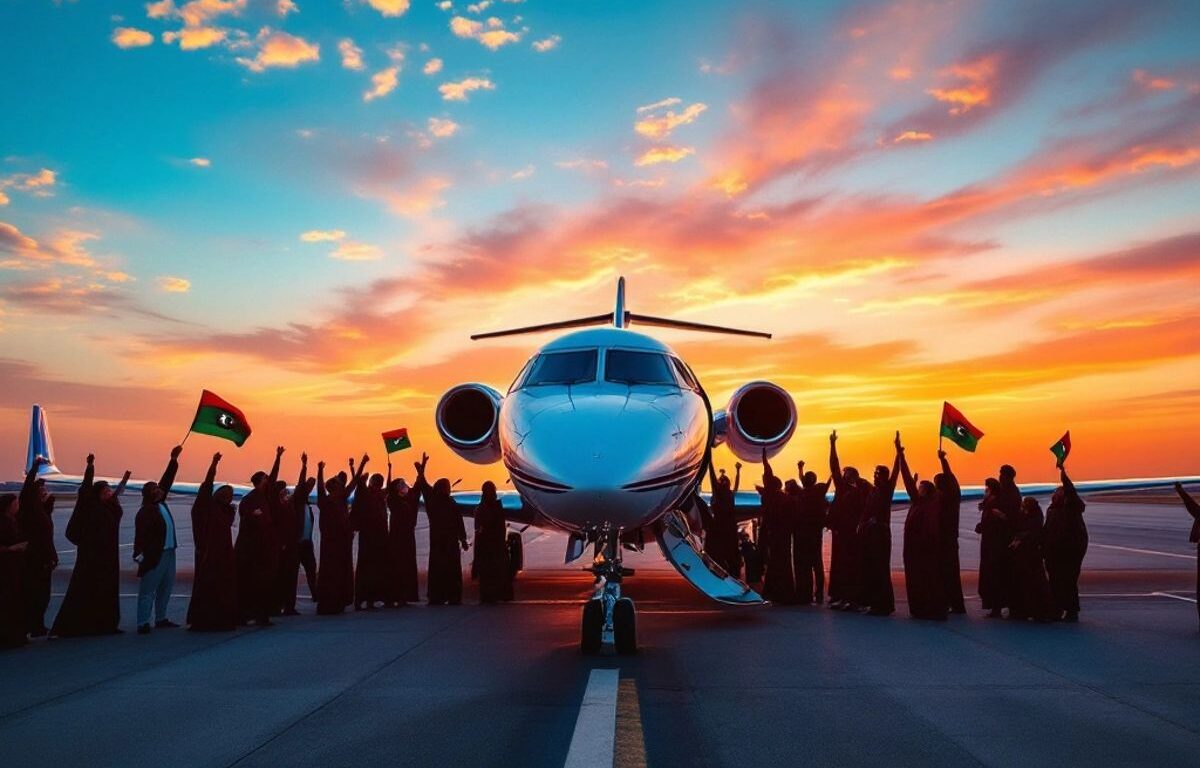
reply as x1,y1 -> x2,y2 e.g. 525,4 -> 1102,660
1,491 -> 1198,767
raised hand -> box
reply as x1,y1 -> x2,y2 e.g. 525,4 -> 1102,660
276,446 -> 286,457
360,453 -> 370,467
318,461 -> 326,471
212,452 -> 222,465
734,462 -> 742,470
171,445 -> 183,459
121,470 -> 132,482
937,449 -> 947,460
894,431 -> 903,452
87,453 -> 95,465
830,429 -> 838,444
301,452 -> 308,465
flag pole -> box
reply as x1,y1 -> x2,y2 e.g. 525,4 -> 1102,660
180,429 -> 192,448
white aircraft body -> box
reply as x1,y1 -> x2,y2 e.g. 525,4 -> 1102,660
18,277 -> 1199,654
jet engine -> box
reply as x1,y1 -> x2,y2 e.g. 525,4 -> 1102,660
435,383 -> 504,464
712,381 -> 797,461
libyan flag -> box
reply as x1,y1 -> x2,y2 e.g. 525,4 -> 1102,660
382,428 -> 412,454
940,401 -> 984,452
189,390 -> 252,447
1051,431 -> 1071,464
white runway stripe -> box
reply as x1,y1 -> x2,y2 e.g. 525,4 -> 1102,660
1086,542 -> 1196,560
564,668 -> 619,768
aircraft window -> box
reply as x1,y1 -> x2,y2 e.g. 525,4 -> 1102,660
671,357 -> 699,389
523,349 -> 598,387
508,357 -> 536,393
605,350 -> 677,386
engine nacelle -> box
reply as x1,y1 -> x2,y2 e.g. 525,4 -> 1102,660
712,381 -> 797,461
435,383 -> 504,464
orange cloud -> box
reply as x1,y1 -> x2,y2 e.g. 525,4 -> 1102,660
427,117 -> 459,138
157,276 -> 191,293
450,15 -> 522,50
363,0 -> 410,17
927,55 -> 997,115
532,35 -> 560,53
893,130 -> 933,143
338,38 -> 365,71
112,27 -> 155,49
423,57 -> 443,75
330,241 -> 383,261
439,76 -> 495,101
162,26 -> 227,50
237,28 -> 319,73
634,145 -> 694,166
300,229 -> 346,242
363,66 -> 400,102
634,101 -> 707,139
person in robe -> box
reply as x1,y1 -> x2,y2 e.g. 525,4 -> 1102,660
133,445 -> 183,634
0,493 -> 29,648
704,462 -> 743,579
976,476 -> 1015,618
386,462 -> 420,606
1007,497 -> 1057,622
297,478 -> 318,604
828,430 -> 867,610
186,452 -> 239,631
315,456 -> 366,615
857,433 -> 901,616
274,455 -> 308,617
739,531 -> 763,585
794,461 -> 829,606
18,460 -> 57,637
934,451 -> 966,614
235,446 -> 283,627
473,481 -> 513,604
352,471 -> 391,610
1173,483 -> 1200,631
1043,464 -> 1088,622
898,443 -> 947,620
415,453 -> 469,606
757,451 -> 796,605
51,455 -> 129,637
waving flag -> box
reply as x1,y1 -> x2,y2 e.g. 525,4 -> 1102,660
1051,431 -> 1072,465
382,427 -> 412,453
189,390 -> 252,447
940,401 -> 984,452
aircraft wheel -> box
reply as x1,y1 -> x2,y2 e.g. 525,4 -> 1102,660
507,531 -> 524,578
581,598 -> 604,655
613,597 -> 637,655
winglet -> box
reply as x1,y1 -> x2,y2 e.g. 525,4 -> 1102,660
613,275 -> 626,328
27,405 -> 62,476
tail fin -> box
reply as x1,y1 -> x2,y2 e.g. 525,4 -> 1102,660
27,405 -> 61,476
471,276 -> 772,340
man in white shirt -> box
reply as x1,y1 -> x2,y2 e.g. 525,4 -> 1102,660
133,445 -> 183,634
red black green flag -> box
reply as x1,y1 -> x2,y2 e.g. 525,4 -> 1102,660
940,401 -> 984,452
189,390 -> 252,447
382,428 -> 412,454
1051,431 -> 1071,465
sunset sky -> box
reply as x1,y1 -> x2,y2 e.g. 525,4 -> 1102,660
1,0 -> 1198,489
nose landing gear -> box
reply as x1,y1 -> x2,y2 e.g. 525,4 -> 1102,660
581,523 -> 637,655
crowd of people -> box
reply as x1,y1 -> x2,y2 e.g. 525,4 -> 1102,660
1,433 -> 1197,650
701,430 -> 1196,627
0,448 -> 514,648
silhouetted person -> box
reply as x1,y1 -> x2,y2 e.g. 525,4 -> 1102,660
352,470 -> 391,610
236,446 -> 283,627
0,493 -> 29,648
1007,497 -> 1056,622
1174,483 -> 1200,630
415,453 -> 469,605
976,476 -> 1013,618
757,450 -> 796,605
274,455 -> 308,616
934,450 -> 966,614
386,462 -> 419,606
828,430 -> 867,609
474,481 -> 513,604
297,478 -> 318,603
739,531 -> 763,585
704,462 -> 743,579
18,459 -> 57,637
52,455 -> 128,637
858,433 -> 901,616
315,457 -> 366,615
187,452 -> 239,631
1043,465 -> 1088,622
133,444 -> 183,634
899,444 -> 946,620
793,461 -> 829,605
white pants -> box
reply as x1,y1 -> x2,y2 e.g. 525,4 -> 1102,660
137,549 -> 176,627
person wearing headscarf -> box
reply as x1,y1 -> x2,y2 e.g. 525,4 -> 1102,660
976,477 -> 1012,618
934,450 -> 965,614
704,462 -> 743,579
1043,464 -> 1088,622
18,458 -> 57,637
51,454 -> 129,637
828,430 -> 868,610
315,456 -> 366,615
415,453 -> 469,606
187,452 -> 239,631
387,461 -> 420,606
758,450 -> 796,605
235,446 -> 283,627
273,454 -> 309,617
793,460 -> 829,606
351,468 -> 391,611
899,443 -> 946,620
857,433 -> 901,617
1007,497 -> 1057,622
473,481 -> 513,604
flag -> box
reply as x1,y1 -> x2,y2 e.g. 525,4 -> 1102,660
940,401 -> 984,452
1050,431 -> 1071,465
382,427 -> 412,454
189,390 -> 252,447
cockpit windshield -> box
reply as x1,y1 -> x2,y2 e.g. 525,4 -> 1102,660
605,349 -> 677,386
521,349 -> 598,387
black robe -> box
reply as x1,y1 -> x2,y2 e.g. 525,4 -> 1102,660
704,484 -> 742,579
187,465 -> 238,631
473,498 -> 512,604
759,487 -> 796,605
903,493 -> 946,620
1178,488 -> 1200,629
419,478 -> 467,605
859,479 -> 896,615
387,487 -> 420,604
18,467 -> 56,635
1043,474 -> 1088,617
793,483 -> 828,605
976,491 -> 1014,612
51,464 -> 123,637
315,474 -> 356,615
0,514 -> 26,648
937,465 -> 965,613
351,486 -> 391,607
1008,505 -> 1056,622
827,479 -> 866,605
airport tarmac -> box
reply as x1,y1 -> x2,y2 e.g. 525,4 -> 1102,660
1,491 -> 1198,767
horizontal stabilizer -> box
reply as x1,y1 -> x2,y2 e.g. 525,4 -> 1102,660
471,313 -> 614,340
655,510 -> 764,605
625,313 -> 771,339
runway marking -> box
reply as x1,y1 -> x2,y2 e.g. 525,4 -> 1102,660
563,668 -> 619,768
1085,542 -> 1195,560
1151,591 -> 1198,604
614,678 -> 647,768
